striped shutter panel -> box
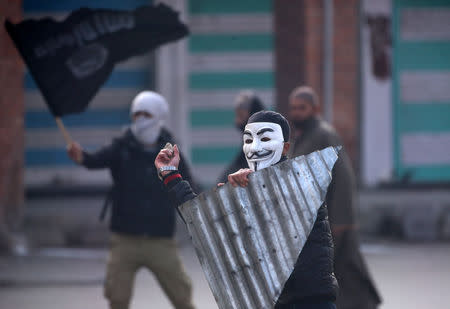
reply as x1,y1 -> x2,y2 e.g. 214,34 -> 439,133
392,0 -> 450,182
187,0 -> 275,188
23,0 -> 154,186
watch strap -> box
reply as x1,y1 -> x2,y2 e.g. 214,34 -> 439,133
158,165 -> 177,180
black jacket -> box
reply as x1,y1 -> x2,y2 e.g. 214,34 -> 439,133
217,146 -> 248,183
166,163 -> 338,306
82,128 -> 195,237
289,117 -> 381,308
275,204 -> 338,306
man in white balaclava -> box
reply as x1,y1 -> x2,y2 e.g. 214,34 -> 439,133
130,91 -> 169,145
67,91 -> 197,309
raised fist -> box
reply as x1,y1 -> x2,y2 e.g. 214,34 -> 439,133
155,144 -> 180,176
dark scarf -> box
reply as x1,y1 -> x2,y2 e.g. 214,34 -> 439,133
292,116 -> 319,132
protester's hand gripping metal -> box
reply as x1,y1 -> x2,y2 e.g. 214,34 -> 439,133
179,146 -> 341,309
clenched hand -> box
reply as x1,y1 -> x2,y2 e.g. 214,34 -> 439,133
227,168 -> 253,187
67,142 -> 84,164
155,144 -> 180,172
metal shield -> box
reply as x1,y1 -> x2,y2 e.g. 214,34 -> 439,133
179,146 -> 340,309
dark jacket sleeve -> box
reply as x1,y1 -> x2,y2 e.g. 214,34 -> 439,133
166,179 -> 197,207
81,140 -> 120,169
178,152 -> 201,193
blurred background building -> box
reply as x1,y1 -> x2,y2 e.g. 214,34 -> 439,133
1,0 -> 450,250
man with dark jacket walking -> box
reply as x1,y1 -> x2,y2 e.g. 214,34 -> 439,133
288,86 -> 381,309
155,111 -> 338,309
67,91 -> 196,309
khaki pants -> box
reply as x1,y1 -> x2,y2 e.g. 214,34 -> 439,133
104,233 -> 195,309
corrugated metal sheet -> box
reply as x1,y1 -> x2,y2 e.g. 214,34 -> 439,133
179,146 -> 341,309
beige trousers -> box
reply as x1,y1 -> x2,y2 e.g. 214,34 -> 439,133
104,233 -> 195,309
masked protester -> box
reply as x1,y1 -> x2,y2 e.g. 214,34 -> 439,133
217,90 -> 265,183
130,91 -> 168,145
155,111 -> 339,309
288,86 -> 381,309
67,91 -> 197,309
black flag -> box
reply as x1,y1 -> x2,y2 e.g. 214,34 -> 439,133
5,4 -> 189,116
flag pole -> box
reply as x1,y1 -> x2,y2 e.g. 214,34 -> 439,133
55,117 -> 73,145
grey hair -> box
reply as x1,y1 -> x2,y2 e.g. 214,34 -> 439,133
234,90 -> 265,115
235,90 -> 257,109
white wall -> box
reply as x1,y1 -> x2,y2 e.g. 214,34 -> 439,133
361,0 -> 393,186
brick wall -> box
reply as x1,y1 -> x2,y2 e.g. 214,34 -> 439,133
0,0 -> 24,252
304,0 -> 323,99
274,0 -> 306,117
333,0 -> 359,175
275,0 -> 360,175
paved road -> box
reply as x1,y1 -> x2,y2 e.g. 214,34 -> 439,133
1,241 -> 449,309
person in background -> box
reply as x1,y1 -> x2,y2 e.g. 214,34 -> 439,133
217,90 -> 265,183
67,91 -> 196,309
288,86 -> 381,309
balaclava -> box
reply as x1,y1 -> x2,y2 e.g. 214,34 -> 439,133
243,111 -> 290,171
130,91 -> 168,145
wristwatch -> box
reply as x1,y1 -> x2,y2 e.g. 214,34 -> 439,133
158,165 -> 177,180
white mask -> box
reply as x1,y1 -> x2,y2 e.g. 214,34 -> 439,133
130,91 -> 168,119
129,91 -> 169,145
243,122 -> 285,171
131,116 -> 161,145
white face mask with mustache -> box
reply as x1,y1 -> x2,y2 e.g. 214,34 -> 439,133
242,122 -> 284,171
